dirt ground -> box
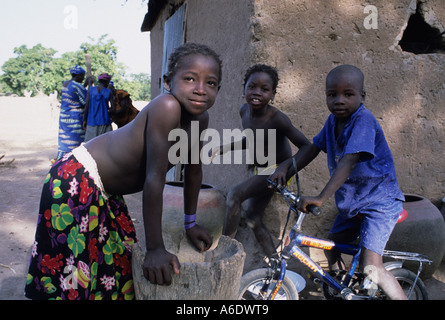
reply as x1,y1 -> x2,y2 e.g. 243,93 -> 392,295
1,96 -> 444,300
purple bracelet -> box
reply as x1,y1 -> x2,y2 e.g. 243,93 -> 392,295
184,213 -> 197,229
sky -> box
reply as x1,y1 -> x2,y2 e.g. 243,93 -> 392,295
0,0 -> 151,75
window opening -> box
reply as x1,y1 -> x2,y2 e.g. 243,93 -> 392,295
399,4 -> 445,54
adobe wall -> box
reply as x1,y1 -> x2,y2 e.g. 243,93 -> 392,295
185,0 -> 255,192
149,0 -> 254,192
148,0 -> 444,250
251,0 -> 445,213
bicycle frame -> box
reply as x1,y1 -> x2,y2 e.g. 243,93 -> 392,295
262,179 -> 362,300
288,232 -> 360,289
271,220 -> 362,300
260,172 -> 433,300
265,206 -> 432,300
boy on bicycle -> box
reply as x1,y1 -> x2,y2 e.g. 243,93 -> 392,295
270,65 -> 407,299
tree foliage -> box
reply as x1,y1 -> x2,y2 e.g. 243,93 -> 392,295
1,44 -> 56,95
0,35 -> 151,101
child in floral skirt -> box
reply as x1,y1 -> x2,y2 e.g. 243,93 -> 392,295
25,43 -> 222,299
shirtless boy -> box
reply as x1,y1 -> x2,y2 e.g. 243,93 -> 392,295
211,64 -> 311,257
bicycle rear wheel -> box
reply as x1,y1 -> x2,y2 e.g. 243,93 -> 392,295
371,268 -> 429,300
391,268 -> 429,300
238,268 -> 299,300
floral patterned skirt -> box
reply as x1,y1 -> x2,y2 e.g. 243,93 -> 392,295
25,152 -> 137,300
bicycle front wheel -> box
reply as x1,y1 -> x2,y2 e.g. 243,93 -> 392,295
238,268 -> 299,300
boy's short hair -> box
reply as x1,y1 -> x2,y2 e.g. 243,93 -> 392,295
164,43 -> 222,85
326,64 -> 365,93
243,64 -> 279,92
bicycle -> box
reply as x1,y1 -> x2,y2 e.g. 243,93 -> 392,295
238,168 -> 433,300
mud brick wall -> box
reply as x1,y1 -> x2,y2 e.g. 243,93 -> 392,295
148,0 -> 445,240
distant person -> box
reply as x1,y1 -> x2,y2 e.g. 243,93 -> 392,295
108,85 -> 139,128
56,66 -> 91,160
83,73 -> 114,141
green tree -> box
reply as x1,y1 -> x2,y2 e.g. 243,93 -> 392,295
122,73 -> 151,101
0,34 -> 151,101
80,34 -> 124,79
0,44 -> 56,96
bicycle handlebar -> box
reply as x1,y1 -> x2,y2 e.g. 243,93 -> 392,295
307,204 -> 322,216
266,179 -> 321,216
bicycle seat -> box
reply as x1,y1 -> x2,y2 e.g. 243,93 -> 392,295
357,208 -> 408,224
397,208 -> 408,223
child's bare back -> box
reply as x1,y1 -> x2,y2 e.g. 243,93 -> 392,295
84,93 -> 193,195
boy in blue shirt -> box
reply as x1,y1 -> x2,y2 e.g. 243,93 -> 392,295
270,65 -> 407,299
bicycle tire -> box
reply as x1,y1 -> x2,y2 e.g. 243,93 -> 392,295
238,268 -> 299,300
389,268 -> 429,300
368,267 -> 429,300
